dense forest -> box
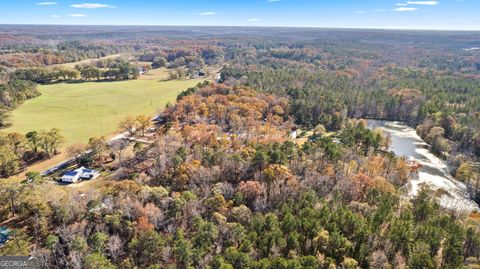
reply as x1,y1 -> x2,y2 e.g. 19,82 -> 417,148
1,83 -> 480,268
0,26 -> 480,268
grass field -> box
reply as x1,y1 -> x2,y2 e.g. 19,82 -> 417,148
139,67 -> 173,81
5,78 -> 202,146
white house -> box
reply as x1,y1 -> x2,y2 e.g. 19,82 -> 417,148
61,171 -> 81,183
61,167 -> 99,183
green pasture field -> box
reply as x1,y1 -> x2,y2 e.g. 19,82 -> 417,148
4,78 -> 202,146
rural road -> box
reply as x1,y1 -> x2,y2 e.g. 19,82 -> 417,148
40,128 -> 154,177
40,130 -> 130,176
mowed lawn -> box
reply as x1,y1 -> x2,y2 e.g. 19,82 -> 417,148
5,78 -> 202,146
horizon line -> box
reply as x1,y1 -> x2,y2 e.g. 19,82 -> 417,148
1,23 -> 480,32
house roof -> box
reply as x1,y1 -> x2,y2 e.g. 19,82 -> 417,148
74,166 -> 86,172
75,167 -> 98,174
64,171 -> 79,177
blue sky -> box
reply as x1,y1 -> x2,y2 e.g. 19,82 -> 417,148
0,0 -> 479,30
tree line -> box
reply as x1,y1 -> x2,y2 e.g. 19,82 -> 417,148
0,129 -> 64,177
14,57 -> 140,84
0,79 -> 40,127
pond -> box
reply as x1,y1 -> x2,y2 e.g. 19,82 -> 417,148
367,120 -> 479,212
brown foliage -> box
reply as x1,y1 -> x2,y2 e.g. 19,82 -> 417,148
165,84 -> 292,144
238,180 -> 264,202
136,215 -> 154,232
351,173 -> 374,200
111,180 -> 142,197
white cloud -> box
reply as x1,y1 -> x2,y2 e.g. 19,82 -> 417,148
68,13 -> 87,17
248,18 -> 261,22
396,3 -> 408,6
37,2 -> 57,5
392,7 -> 419,11
407,1 -> 439,5
198,11 -> 217,16
50,14 -> 61,18
71,3 -> 115,9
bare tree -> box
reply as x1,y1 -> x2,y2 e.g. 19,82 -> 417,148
107,235 -> 124,262
110,139 -> 129,166
119,116 -> 138,136
136,114 -> 152,137
66,143 -> 86,165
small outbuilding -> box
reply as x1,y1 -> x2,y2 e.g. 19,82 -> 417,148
0,227 -> 10,246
